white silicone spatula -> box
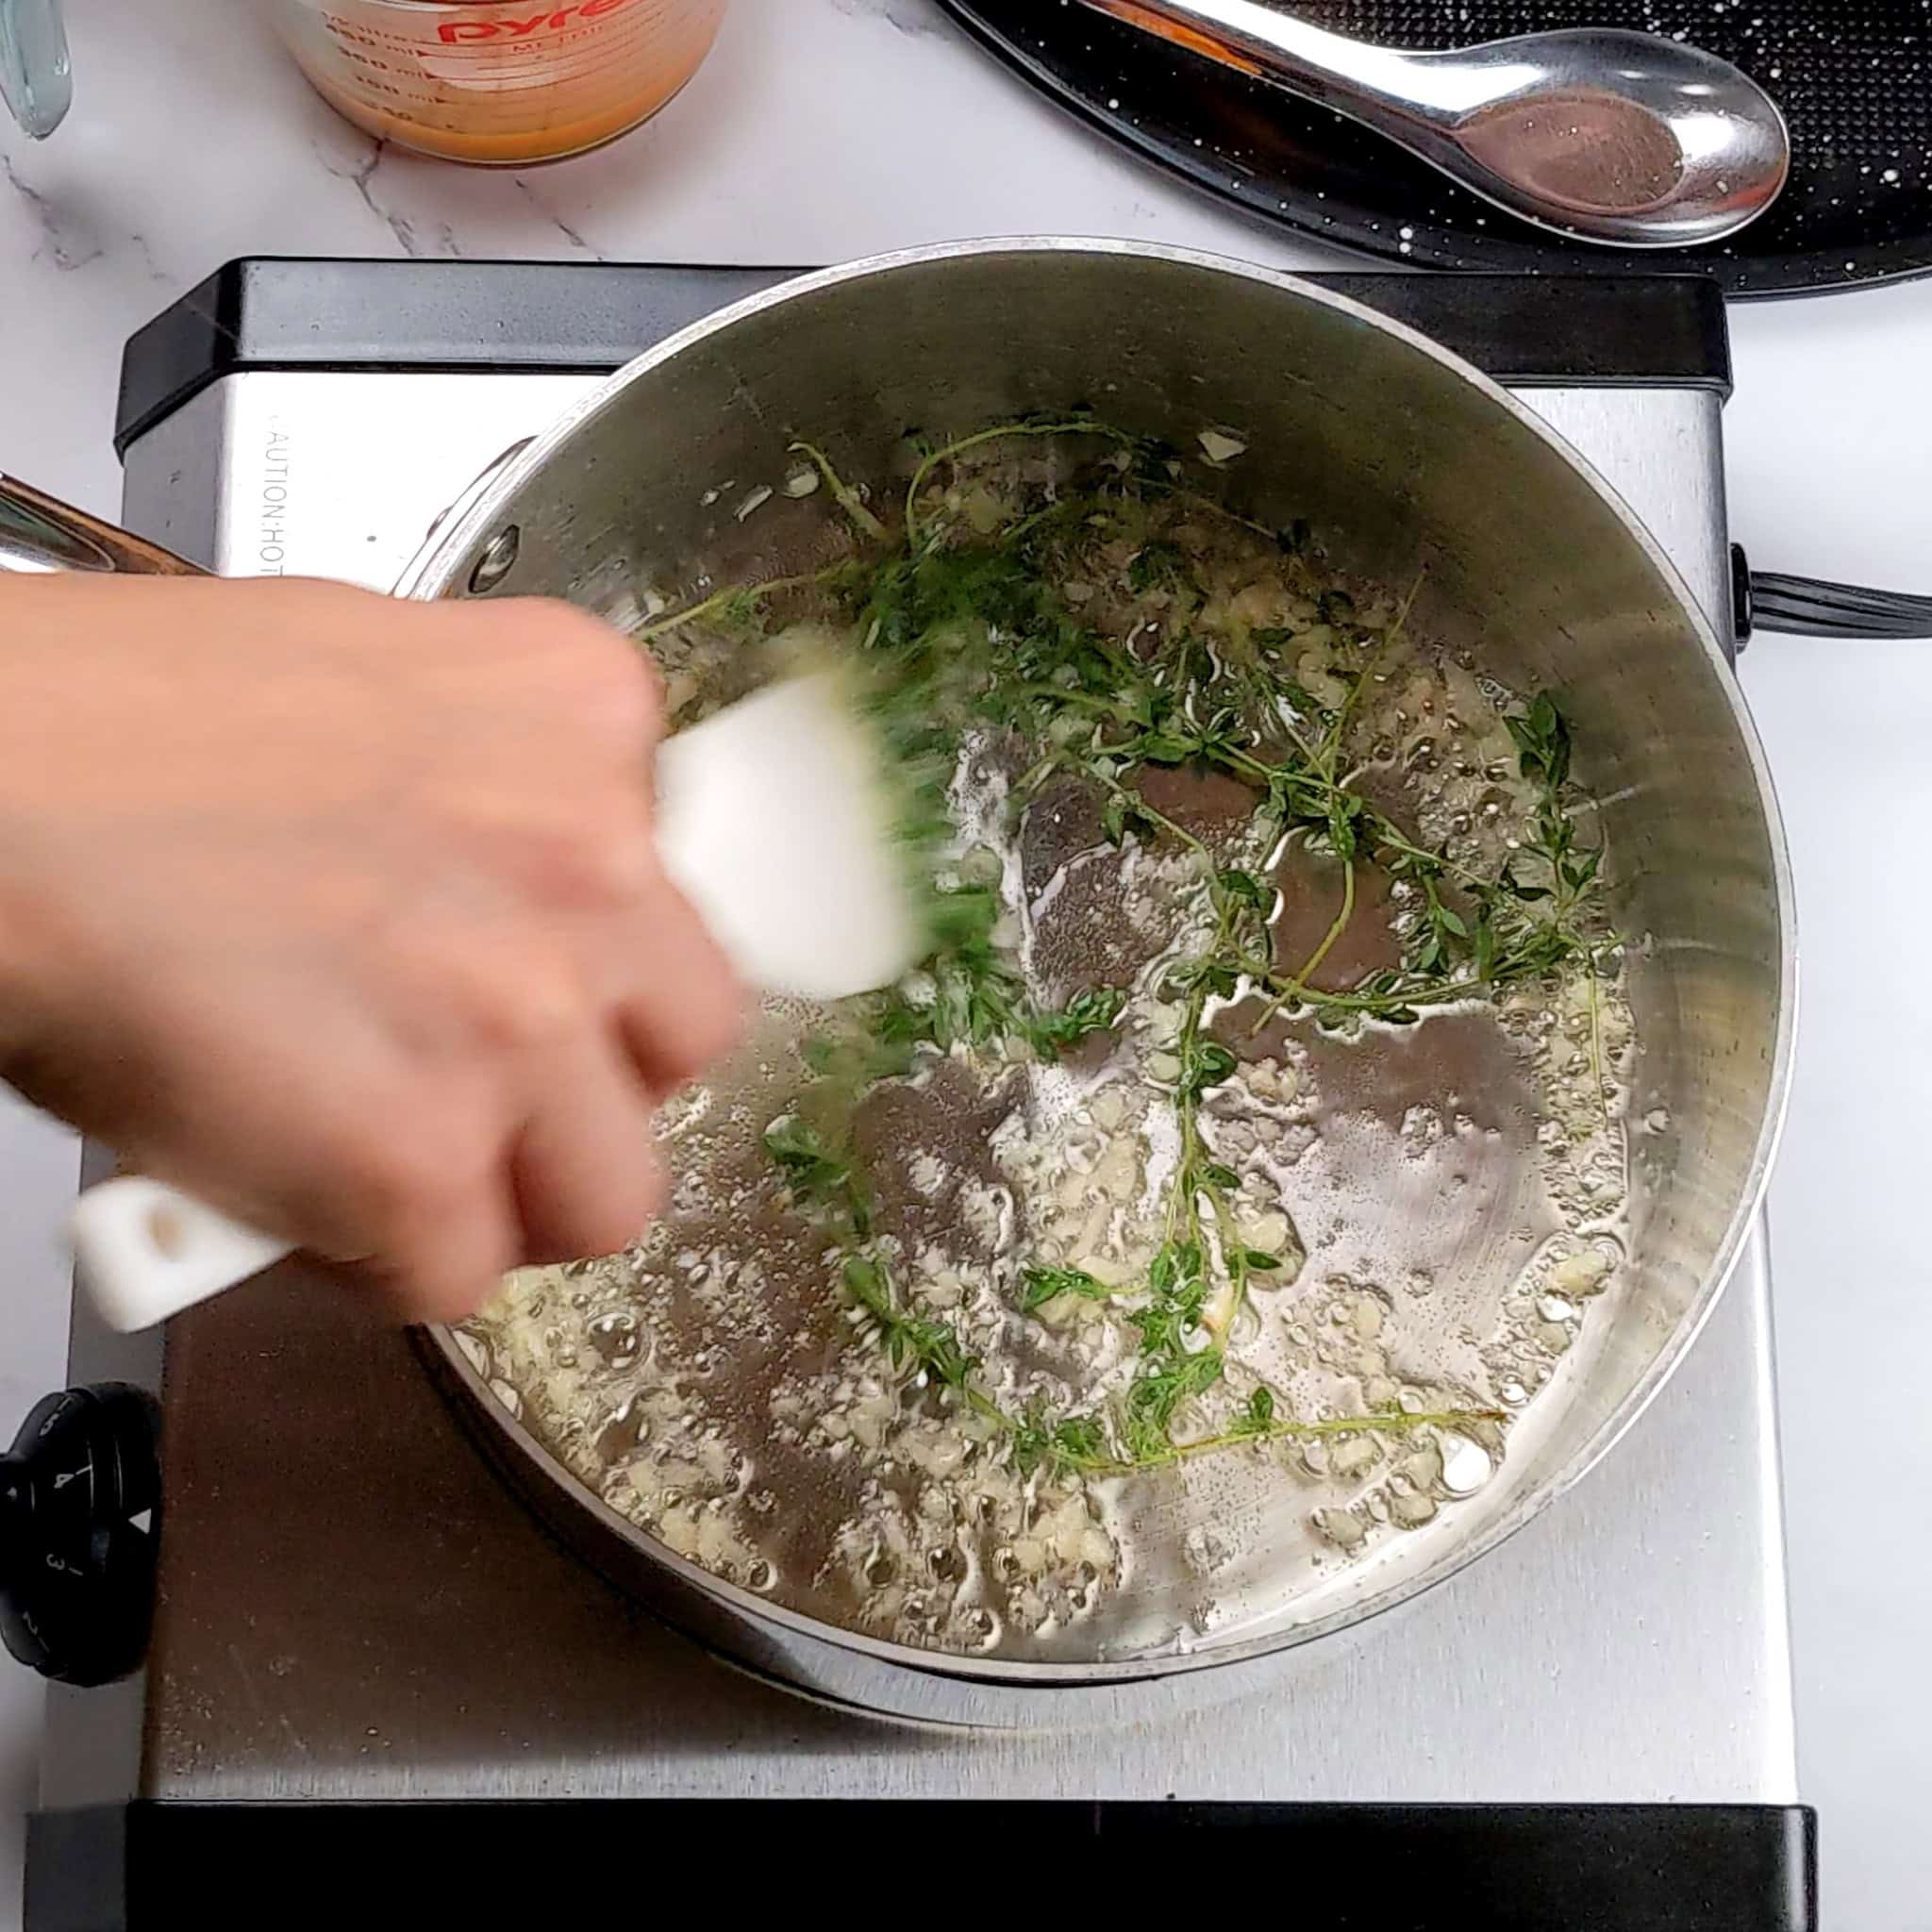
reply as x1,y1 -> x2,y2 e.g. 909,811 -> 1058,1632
71,669 -> 922,1333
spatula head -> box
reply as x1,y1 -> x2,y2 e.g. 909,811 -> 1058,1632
652,669 -> 924,1003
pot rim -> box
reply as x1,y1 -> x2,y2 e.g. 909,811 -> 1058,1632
405,236 -> 1796,1694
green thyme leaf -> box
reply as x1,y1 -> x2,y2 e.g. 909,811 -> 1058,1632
1020,1265 -> 1113,1311
1232,1385 -> 1276,1437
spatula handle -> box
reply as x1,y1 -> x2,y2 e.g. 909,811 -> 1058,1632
70,1178 -> 292,1332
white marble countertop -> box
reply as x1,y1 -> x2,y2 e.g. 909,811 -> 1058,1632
4,1 -> 1932,1925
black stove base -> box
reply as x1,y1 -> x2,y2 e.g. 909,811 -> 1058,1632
28,1801 -> 1814,1931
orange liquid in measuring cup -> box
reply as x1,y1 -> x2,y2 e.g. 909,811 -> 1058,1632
279,0 -> 727,165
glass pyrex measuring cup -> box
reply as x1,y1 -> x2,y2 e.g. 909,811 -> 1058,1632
0,0 -> 728,164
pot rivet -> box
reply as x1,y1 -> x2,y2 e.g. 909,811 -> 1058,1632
469,525 -> 521,593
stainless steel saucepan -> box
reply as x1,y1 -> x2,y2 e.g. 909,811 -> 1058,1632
0,241 -> 1897,1726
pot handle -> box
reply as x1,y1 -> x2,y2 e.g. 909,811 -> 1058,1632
0,474 -> 205,576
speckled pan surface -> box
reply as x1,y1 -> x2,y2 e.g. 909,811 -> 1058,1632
940,0 -> 1932,295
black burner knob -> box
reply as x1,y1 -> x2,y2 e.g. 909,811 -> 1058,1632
0,1384 -> 159,1686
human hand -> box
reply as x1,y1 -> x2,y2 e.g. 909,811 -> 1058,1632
0,574 -> 741,1318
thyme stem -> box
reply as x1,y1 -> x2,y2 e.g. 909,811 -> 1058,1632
788,439 -> 887,541
904,418 -> 1133,548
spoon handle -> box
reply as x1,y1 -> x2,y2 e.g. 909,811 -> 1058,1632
1074,0 -> 1448,125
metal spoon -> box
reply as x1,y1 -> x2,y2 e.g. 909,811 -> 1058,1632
1077,0 -> 1790,248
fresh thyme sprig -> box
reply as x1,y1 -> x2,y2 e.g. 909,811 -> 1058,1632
771,1113 -> 1500,1483
868,880 -> 1127,1062
663,420 -> 1612,1482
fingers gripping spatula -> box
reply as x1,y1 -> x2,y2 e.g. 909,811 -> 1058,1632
72,670 -> 923,1332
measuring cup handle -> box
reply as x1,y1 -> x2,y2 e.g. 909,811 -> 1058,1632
0,0 -> 73,139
